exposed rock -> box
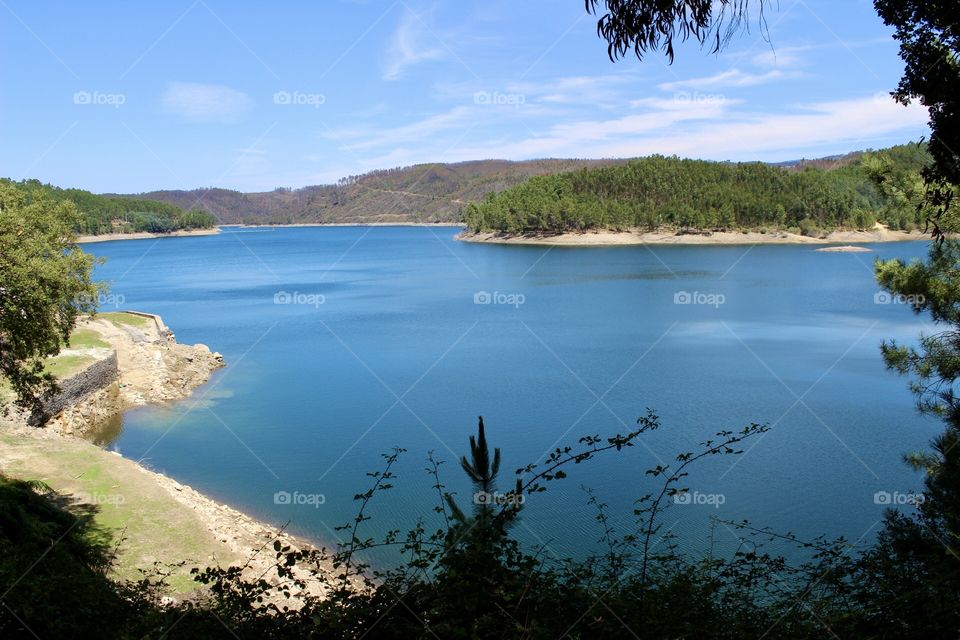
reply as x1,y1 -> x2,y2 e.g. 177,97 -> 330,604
84,314 -> 224,410
1,312 -> 224,436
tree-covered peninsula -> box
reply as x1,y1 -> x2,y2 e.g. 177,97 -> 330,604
463,144 -> 931,236
0,178 -> 216,236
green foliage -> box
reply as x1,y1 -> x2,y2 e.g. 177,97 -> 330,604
464,148 -> 923,234
587,0 -> 958,238
0,178 -> 216,236
863,143 -> 944,232
0,183 -> 99,411
875,0 -> 960,235
876,241 -> 960,420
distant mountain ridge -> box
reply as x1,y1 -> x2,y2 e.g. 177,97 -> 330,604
104,151 -> 879,226
106,159 -> 629,225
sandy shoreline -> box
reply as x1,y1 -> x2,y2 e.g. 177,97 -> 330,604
76,223 -> 464,244
77,228 -> 221,243
227,222 -> 464,228
457,228 -> 926,247
0,426 -> 323,597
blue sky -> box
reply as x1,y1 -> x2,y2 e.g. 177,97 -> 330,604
0,0 -> 930,193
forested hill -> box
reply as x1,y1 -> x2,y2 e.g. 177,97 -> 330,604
1,178 -> 216,235
109,159 -> 628,225
463,145 -> 931,236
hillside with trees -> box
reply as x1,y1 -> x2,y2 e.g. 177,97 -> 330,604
110,159 -> 629,225
114,149 -> 928,231
1,178 -> 216,236
463,144 -> 932,236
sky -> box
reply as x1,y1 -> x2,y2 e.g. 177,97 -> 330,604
0,0 -> 932,194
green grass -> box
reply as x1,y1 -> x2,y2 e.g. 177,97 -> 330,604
68,328 -> 110,350
100,312 -> 153,330
0,326 -> 110,403
0,433 -> 240,593
0,378 -> 13,404
45,354 -> 96,379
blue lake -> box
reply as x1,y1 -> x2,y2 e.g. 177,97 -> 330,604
85,226 -> 939,562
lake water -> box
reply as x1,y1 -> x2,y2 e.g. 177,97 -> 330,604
85,226 -> 938,563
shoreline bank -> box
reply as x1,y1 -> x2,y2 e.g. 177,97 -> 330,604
77,228 -> 220,244
76,223 -> 466,244
0,426 -> 321,597
456,228 -> 926,246
226,222 -> 464,228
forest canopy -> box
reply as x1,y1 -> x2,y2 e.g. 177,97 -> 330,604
463,144 -> 931,236
0,178 -> 217,236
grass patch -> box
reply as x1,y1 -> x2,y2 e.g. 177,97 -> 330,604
45,354 -> 96,379
100,312 -> 153,330
0,433 -> 237,594
69,328 -> 110,350
0,378 -> 13,405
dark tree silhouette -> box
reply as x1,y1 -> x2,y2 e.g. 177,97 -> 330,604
585,0 -> 770,62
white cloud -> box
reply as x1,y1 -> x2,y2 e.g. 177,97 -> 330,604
221,95 -> 928,191
523,96 -> 929,161
324,94 -> 928,172
323,105 -> 477,151
659,69 -> 787,92
382,9 -> 445,81
161,82 -> 254,123
751,46 -> 808,69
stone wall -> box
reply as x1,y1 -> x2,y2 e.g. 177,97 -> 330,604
46,384 -> 123,436
30,352 -> 119,426
123,310 -> 174,339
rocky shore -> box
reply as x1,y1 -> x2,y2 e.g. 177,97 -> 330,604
1,312 -> 225,434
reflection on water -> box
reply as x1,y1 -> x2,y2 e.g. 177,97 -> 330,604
83,381 -> 234,448
84,412 -> 124,447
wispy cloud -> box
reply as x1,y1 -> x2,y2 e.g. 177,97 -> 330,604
659,69 -> 787,92
751,46 -> 808,69
478,96 -> 929,161
161,82 -> 254,124
328,105 -> 476,151
382,9 -> 445,81
323,93 -> 927,171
